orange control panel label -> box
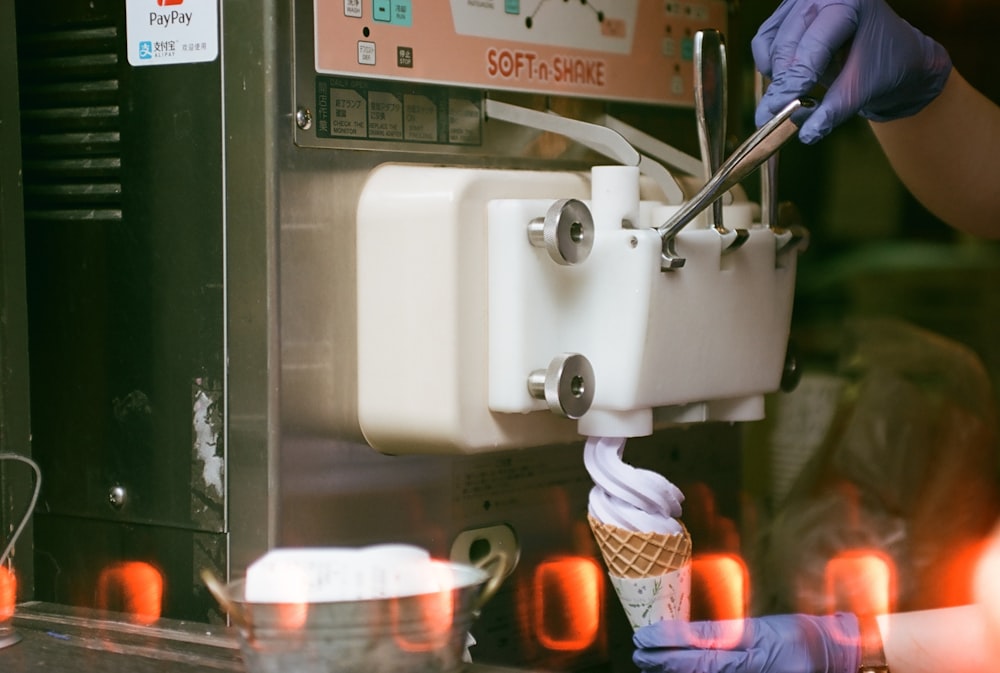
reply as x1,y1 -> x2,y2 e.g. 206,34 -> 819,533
314,0 -> 728,106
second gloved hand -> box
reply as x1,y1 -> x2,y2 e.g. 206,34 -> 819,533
633,613 -> 860,673
752,0 -> 951,143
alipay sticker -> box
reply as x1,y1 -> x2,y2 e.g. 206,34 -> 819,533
126,0 -> 219,66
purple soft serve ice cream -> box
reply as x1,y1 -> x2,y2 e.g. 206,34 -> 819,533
583,435 -> 685,534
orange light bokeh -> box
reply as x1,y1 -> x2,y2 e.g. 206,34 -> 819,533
692,553 -> 748,623
391,562 -> 456,653
532,556 -> 602,652
0,566 -> 15,622
824,549 -> 896,618
274,601 -> 310,630
931,538 -> 990,608
96,561 -> 164,625
685,554 -> 749,649
974,525 -> 1000,647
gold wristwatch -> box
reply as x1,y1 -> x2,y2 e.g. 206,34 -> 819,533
857,613 -> 889,673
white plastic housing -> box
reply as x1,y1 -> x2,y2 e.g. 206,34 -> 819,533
356,164 -> 799,454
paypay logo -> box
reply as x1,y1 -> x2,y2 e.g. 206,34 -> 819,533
148,0 -> 192,28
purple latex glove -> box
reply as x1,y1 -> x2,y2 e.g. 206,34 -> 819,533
633,613 -> 860,673
752,0 -> 951,144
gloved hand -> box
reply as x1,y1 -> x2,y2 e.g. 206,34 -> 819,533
752,0 -> 952,144
633,613 -> 860,673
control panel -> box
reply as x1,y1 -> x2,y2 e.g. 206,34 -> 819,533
296,0 -> 728,150
315,1 -> 728,105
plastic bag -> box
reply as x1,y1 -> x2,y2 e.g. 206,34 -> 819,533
751,318 -> 1000,614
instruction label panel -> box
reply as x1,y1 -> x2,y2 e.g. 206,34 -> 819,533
315,76 -> 482,145
314,0 -> 727,106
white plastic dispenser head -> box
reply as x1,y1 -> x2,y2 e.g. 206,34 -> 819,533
591,165 -> 640,231
356,163 -> 802,454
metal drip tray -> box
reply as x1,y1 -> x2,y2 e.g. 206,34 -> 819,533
2,603 -> 542,673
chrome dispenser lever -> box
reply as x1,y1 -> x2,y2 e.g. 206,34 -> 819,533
756,74 -> 812,260
755,71 -> 779,231
695,29 -> 749,255
657,97 -> 815,270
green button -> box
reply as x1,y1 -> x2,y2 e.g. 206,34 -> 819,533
680,36 -> 694,60
391,0 -> 412,26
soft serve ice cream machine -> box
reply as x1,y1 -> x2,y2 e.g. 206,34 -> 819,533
279,0 -> 805,668
8,0 -> 808,664
293,1 -> 804,452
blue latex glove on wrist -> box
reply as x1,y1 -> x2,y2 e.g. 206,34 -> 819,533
633,613 -> 860,673
752,0 -> 952,144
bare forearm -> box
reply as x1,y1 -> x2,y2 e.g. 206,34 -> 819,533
878,605 -> 1000,673
869,70 -> 1000,237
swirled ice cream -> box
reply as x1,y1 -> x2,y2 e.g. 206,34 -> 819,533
583,435 -> 685,534
584,435 -> 692,629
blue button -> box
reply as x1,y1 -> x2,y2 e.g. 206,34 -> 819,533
373,0 -> 390,22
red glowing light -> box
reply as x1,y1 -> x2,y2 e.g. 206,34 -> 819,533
96,562 -> 164,625
932,538 -> 990,607
391,562 -> 456,653
824,549 -> 895,617
533,556 -> 602,652
681,554 -> 750,649
692,553 -> 748,622
974,526 -> 1000,641
0,567 -> 15,621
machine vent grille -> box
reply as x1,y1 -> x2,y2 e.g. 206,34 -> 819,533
17,25 -> 122,225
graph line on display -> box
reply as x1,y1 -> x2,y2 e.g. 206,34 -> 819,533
525,0 -> 606,29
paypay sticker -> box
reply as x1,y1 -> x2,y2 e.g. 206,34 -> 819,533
125,0 -> 219,66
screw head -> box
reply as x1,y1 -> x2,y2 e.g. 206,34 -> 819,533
296,107 -> 313,131
108,485 -> 127,510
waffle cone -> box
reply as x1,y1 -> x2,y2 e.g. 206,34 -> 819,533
588,515 -> 691,579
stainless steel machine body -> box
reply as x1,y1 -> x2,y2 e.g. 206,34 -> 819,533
4,1 -> 747,670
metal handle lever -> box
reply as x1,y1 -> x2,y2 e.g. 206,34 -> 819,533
484,98 -> 685,205
756,74 -> 811,261
695,29 -> 748,256
601,115 -> 703,178
486,99 -> 640,166
695,29 -> 727,230
756,73 -> 780,231
657,97 -> 815,269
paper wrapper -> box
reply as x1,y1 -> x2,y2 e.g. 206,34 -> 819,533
588,515 -> 692,630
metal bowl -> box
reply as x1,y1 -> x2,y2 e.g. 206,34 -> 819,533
205,560 -> 503,673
